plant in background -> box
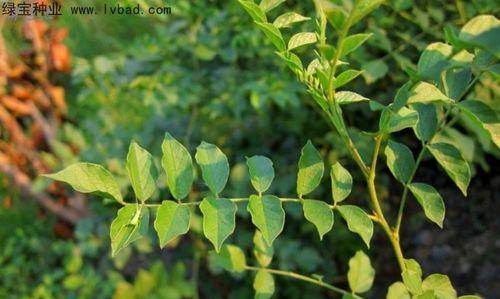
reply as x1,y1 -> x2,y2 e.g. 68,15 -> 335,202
43,0 -> 499,298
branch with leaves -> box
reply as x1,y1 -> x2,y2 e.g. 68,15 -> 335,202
42,0 -> 499,298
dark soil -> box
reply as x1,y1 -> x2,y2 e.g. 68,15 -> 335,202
375,156 -> 500,298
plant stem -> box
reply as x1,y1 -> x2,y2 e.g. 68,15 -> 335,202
244,266 -> 361,298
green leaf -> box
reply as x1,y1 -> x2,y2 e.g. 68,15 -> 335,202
253,270 -> 275,299
458,296 -> 482,299
402,259 -> 423,294
458,100 -> 500,148
422,274 -> 457,299
408,183 -> 445,228
253,230 -> 274,267
351,0 -> 384,23
247,155 -> 275,193
414,290 -> 437,299
412,104 -> 438,142
154,201 -> 191,248
303,200 -> 334,240
441,67 -> 471,100
341,33 -> 372,57
459,15 -> 500,57
247,195 -> 285,246
427,143 -> 471,196
330,162 -> 352,203
347,251 -> 375,294
42,163 -> 123,203
325,5 -> 347,31
387,282 -> 411,299
259,0 -> 284,12
199,196 -> 237,252
417,42 -> 453,83
161,132 -> 194,200
297,140 -> 324,197
195,141 -> 229,196
255,21 -> 286,51
334,69 -> 363,89
273,12 -> 310,28
211,244 -> 246,273
379,106 -> 419,133
362,59 -> 388,84
126,142 -> 156,202
238,0 -> 267,23
407,82 -> 453,105
288,32 -> 317,50
110,205 -> 149,256
277,51 -> 303,72
336,91 -> 370,105
385,140 -> 415,184
337,205 -> 373,247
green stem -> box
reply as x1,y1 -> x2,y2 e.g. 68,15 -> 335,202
244,266 -> 361,298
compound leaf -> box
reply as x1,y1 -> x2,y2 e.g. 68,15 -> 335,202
247,195 -> 285,246
199,196 -> 237,252
162,132 -> 194,200
303,199 -> 334,240
337,205 -> 373,247
348,251 -> 375,293
43,163 -> 123,204
195,141 -> 229,196
154,200 -> 191,248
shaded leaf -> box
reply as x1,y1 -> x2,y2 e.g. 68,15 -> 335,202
408,183 -> 445,228
255,21 -> 286,51
303,199 -> 334,240
362,59 -> 388,84
341,33 -> 372,57
253,230 -> 274,267
43,163 -> 123,203
247,195 -> 285,246
162,132 -> 194,200
199,196 -> 237,252
110,205 -> 149,256
385,140 -> 415,184
247,155 -> 275,193
459,100 -> 500,148
126,142 -> 156,202
154,201 -> 191,248
427,143 -> 471,196
211,244 -> 246,273
379,106 -> 419,133
459,15 -> 500,57
254,270 -> 275,299
417,42 -> 453,82
337,205 -> 373,247
330,162 -> 352,203
195,141 -> 229,196
412,104 -> 438,142
297,141 -> 324,197
348,251 -> 375,293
